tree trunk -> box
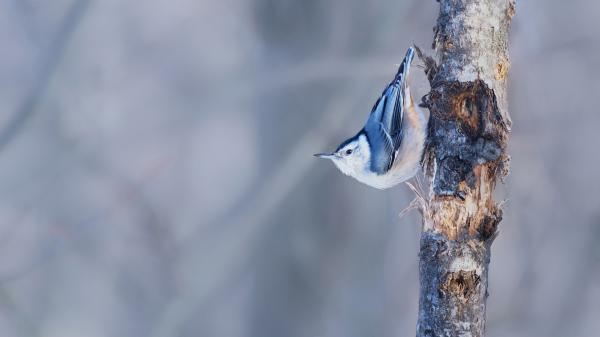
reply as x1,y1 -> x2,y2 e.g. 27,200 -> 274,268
415,1 -> 515,336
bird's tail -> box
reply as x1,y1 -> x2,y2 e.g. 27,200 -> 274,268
394,47 -> 415,84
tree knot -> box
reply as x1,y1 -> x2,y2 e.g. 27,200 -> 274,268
424,80 -> 508,196
440,270 -> 481,303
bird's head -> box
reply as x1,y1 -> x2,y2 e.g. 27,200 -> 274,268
314,132 -> 371,178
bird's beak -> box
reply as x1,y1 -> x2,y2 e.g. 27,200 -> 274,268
314,153 -> 335,159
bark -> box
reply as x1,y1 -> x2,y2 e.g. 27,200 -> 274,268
415,1 -> 515,337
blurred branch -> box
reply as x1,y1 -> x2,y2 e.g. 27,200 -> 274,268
0,0 -> 91,153
193,57 -> 407,243
152,80 -> 372,337
0,285 -> 39,337
203,56 -> 402,114
51,120 -> 179,297
0,3 -> 91,333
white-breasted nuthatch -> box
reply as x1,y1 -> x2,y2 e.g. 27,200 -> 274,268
314,47 -> 428,189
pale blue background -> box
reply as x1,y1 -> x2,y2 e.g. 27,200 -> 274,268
0,1 -> 598,336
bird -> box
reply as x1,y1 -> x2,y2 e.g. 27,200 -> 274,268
314,47 -> 428,189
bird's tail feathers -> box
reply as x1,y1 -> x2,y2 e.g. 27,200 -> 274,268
394,47 -> 415,82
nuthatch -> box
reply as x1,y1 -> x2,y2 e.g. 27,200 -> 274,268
315,47 -> 428,189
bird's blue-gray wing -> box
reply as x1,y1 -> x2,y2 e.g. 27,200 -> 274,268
364,95 -> 395,174
364,47 -> 414,174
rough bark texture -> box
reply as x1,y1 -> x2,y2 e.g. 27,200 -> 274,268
416,1 -> 515,337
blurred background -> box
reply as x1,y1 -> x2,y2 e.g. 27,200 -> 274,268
0,0 -> 599,336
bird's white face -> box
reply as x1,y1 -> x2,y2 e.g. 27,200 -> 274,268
330,134 -> 371,178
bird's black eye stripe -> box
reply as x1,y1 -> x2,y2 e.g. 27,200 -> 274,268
345,149 -> 353,155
